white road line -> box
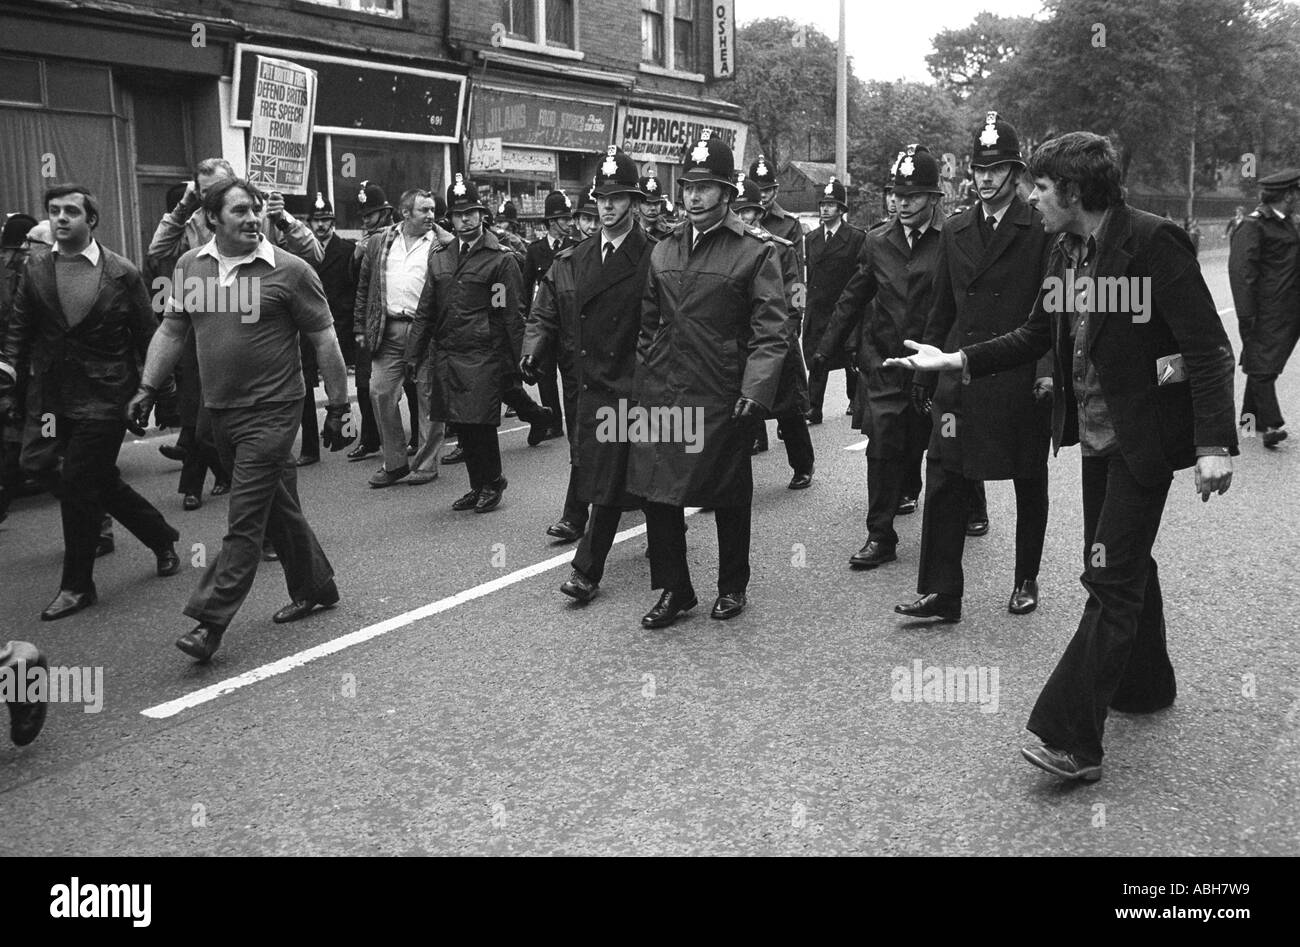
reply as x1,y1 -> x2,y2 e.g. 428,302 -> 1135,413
843,437 -> 871,451
141,510 -> 701,719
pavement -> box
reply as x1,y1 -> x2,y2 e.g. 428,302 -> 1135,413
1,249 -> 1296,856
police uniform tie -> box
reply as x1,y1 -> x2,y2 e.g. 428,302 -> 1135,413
603,241 -> 614,265
461,241 -> 471,258
907,227 -> 917,251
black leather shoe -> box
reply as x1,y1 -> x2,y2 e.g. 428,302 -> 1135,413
1008,579 -> 1039,614
527,408 -> 557,447
368,465 -> 409,488
849,541 -> 896,569
155,544 -> 181,577
441,445 -> 466,465
547,519 -> 583,542
966,516 -> 989,537
787,471 -> 813,490
272,579 -> 340,624
895,496 -> 918,516
560,569 -> 599,603
6,644 -> 48,746
474,477 -> 507,513
40,586 -> 97,621
183,493 -> 201,511
176,623 -> 225,662
158,443 -> 188,462
94,535 -> 115,558
296,455 -> 320,467
1021,744 -> 1102,782
750,439 -> 768,455
452,489 -> 480,511
641,589 -> 699,628
262,544 -> 280,562
1263,427 -> 1288,448
211,481 -> 231,496
806,410 -> 823,425
346,443 -> 380,462
711,591 -> 746,620
895,592 -> 961,621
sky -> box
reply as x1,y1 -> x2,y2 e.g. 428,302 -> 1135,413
735,0 -> 1047,83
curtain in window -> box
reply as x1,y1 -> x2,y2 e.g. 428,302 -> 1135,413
0,106 -> 129,257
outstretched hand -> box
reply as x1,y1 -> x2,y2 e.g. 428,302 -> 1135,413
882,340 -> 959,373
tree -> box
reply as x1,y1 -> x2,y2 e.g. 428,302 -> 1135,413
926,12 -> 1035,96
733,18 -> 846,167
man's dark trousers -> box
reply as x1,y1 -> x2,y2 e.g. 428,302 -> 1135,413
865,413 -> 930,545
47,417 -> 177,593
572,504 -> 622,582
1242,372 -> 1283,430
457,424 -> 502,490
184,400 -> 333,628
353,347 -> 381,452
178,408 -> 227,495
643,502 -> 750,593
917,458 -> 1047,596
559,469 -> 589,529
807,365 -> 857,415
1027,453 -> 1174,765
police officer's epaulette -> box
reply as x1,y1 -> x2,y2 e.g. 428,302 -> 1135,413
554,243 -> 579,260
743,223 -> 772,242
432,240 -> 453,253
1248,210 -> 1263,218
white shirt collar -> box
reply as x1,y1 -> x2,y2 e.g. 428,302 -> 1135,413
981,202 -> 1012,226
824,220 -> 840,238
53,239 -> 101,265
197,235 -> 275,267
601,228 -> 631,253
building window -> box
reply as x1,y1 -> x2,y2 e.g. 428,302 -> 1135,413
673,0 -> 695,72
299,0 -> 403,18
502,0 -> 535,39
642,0 -> 665,66
502,0 -> 576,49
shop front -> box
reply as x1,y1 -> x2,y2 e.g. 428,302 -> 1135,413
615,105 -> 748,199
230,44 -> 466,236
467,84 -> 616,228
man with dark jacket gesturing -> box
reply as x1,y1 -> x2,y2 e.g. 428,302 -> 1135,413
888,133 -> 1236,782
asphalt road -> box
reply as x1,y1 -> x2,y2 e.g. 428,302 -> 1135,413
1,250 -> 1296,856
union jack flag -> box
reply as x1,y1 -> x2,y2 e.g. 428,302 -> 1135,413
249,153 -> 278,184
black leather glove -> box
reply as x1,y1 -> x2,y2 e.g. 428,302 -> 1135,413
322,403 -> 357,451
733,397 -> 760,419
519,354 -> 539,385
125,385 -> 157,436
401,359 -> 416,387
909,381 -> 935,417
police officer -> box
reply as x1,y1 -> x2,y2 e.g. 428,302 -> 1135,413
733,174 -> 815,489
406,173 -> 524,514
749,154 -> 805,275
1228,167 -> 1300,449
491,199 -> 530,258
571,186 -> 600,242
346,181 -> 394,462
627,132 -> 788,628
521,189 -> 573,441
897,113 -> 1054,622
521,147 -> 653,597
804,176 -> 864,425
814,145 -> 945,571
637,171 -> 678,241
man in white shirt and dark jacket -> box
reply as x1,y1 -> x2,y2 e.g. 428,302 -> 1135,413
887,132 -> 1236,782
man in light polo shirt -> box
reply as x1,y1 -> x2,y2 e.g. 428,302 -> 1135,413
130,178 -> 356,662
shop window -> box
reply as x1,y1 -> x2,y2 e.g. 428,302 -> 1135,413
299,0 -> 402,17
673,0 -> 696,73
45,62 -> 114,114
132,88 -> 190,169
327,134 -> 444,232
0,56 -> 42,106
642,0 -> 665,66
503,0 -> 575,49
